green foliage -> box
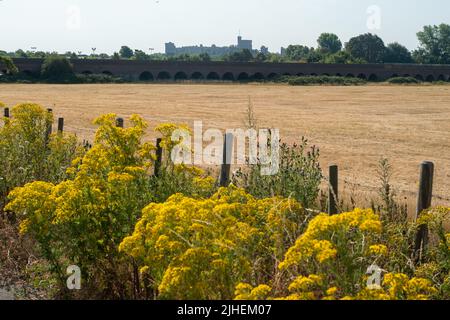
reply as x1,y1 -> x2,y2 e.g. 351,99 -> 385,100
255,52 -> 268,62
317,33 -> 342,54
40,56 -> 75,81
322,51 -> 366,64
119,186 -> 308,300
305,49 -> 324,63
284,45 -> 313,61
3,111 -> 216,298
0,56 -> 19,75
384,43 -> 413,63
278,75 -> 366,86
414,208 -> 450,299
225,49 -> 254,62
119,46 -> 134,59
133,49 -> 149,61
0,103 -> 82,209
233,138 -> 322,209
199,52 -> 211,62
75,73 -> 125,84
345,33 -> 386,63
14,49 -> 28,58
6,113 -> 156,297
388,77 -> 420,84
413,24 -> 450,64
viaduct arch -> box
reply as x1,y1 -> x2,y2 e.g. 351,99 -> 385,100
5,58 -> 450,82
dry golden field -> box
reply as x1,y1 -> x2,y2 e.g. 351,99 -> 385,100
1,83 -> 450,207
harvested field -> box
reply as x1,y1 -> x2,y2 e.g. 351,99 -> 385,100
1,83 -> 450,207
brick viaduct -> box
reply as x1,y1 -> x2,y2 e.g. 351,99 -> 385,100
5,58 -> 450,82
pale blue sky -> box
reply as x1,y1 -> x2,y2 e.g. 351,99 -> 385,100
1,0 -> 449,54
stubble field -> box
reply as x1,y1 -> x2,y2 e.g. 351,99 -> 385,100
1,83 -> 450,207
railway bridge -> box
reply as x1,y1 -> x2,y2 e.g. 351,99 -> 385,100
5,58 -> 450,82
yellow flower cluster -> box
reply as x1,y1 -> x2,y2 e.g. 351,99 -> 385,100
92,113 -> 155,170
234,283 -> 272,300
351,273 -> 438,300
5,113 -> 164,288
119,185 -> 306,300
279,208 -> 382,270
193,176 -> 215,192
155,123 -> 191,154
417,206 -> 450,228
6,181 -> 55,235
369,244 -> 388,256
288,274 -> 323,293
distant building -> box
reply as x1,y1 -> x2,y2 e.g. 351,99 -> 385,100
237,36 -> 252,51
165,36 -> 257,57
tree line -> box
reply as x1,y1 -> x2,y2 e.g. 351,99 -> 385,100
1,24 -> 450,65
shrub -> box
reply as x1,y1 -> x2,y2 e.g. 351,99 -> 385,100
275,75 -> 366,86
41,56 -> 75,81
388,77 -> 420,84
413,207 -> 450,299
235,207 -> 448,300
75,73 -> 125,84
0,56 -> 18,75
277,208 -> 384,298
5,113 -> 216,298
0,103 -> 81,209
233,137 -> 322,209
6,114 -> 158,297
150,123 -> 218,202
119,186 -> 308,300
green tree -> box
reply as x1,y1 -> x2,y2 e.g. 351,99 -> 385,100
66,52 -> 79,60
0,56 -> 18,75
306,49 -> 324,63
226,49 -> 254,62
119,46 -> 134,59
383,43 -> 413,63
322,51 -> 365,64
267,53 -> 287,63
133,49 -> 148,61
255,52 -> 268,62
199,52 -> 211,62
14,49 -> 28,58
168,54 -> 197,62
99,53 -> 110,59
345,33 -> 386,63
32,51 -> 48,59
285,45 -> 311,61
317,33 -> 342,54
149,53 -> 167,61
41,56 -> 75,80
413,24 -> 450,64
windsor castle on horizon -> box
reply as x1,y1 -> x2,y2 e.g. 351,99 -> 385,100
165,36 -> 270,57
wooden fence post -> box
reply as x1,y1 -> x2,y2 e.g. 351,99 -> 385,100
414,161 -> 434,263
328,164 -> 339,215
4,107 -> 9,118
45,108 -> 53,144
219,133 -> 233,187
57,117 -> 64,133
154,138 -> 163,177
116,117 -> 124,128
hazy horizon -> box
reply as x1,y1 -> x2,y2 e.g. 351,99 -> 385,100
1,0 -> 449,55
